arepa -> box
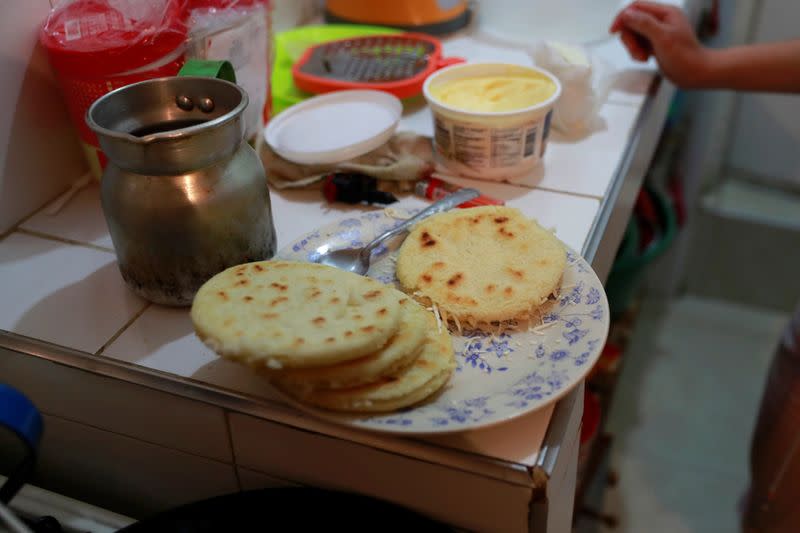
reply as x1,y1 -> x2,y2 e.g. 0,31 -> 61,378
271,293 -> 429,389
396,206 -> 565,328
279,315 -> 455,412
191,261 -> 402,368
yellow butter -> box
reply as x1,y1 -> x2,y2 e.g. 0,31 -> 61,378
430,74 -> 557,113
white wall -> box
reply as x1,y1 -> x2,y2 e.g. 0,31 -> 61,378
726,0 -> 800,187
0,0 -> 87,233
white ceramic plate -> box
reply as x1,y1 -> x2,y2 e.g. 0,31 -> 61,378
264,90 -> 402,165
276,209 -> 610,434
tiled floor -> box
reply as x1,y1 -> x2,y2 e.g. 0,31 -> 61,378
576,295 -> 790,533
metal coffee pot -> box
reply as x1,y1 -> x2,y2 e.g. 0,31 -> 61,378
87,61 -> 276,306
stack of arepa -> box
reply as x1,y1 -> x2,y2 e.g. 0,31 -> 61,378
191,261 -> 455,413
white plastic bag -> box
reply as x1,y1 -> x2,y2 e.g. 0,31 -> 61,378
532,41 -> 614,139
187,1 -> 271,141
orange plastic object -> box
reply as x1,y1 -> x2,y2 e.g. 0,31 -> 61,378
325,0 -> 467,27
292,33 -> 463,99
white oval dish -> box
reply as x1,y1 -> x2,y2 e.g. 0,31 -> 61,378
264,89 -> 403,165
275,208 -> 609,435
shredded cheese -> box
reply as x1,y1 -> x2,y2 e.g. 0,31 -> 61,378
532,321 -> 557,335
432,302 -> 443,333
462,337 -> 480,354
452,313 -> 463,335
384,207 -> 412,220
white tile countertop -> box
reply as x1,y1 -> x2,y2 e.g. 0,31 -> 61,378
0,19 -> 682,528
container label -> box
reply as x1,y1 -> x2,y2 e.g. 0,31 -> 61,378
63,12 -> 126,42
433,113 -> 546,173
491,127 -> 524,166
434,116 -> 452,156
541,110 -> 553,156
523,126 -> 537,157
454,124 -> 489,167
64,19 -> 81,41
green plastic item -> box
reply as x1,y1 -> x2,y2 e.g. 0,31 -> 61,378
605,185 -> 678,316
271,24 -> 402,116
179,59 -> 236,83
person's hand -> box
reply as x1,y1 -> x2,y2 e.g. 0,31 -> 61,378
610,1 -> 711,87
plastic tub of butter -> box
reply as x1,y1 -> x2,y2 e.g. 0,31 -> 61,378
423,62 -> 561,181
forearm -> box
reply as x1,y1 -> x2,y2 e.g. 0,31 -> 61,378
701,40 -> 800,92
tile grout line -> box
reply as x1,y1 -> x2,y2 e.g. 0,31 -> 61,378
0,227 -> 14,242
533,187 -> 604,201
15,227 -> 115,254
236,465 -> 301,488
227,411 -> 533,486
2,184 -> 77,240
224,411 -> 243,491
7,185 -> 603,244
39,409 -> 236,467
95,302 -> 152,357
452,176 -> 606,200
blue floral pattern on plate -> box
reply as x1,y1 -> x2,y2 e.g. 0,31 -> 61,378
277,208 -> 610,435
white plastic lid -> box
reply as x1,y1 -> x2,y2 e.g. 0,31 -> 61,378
264,90 -> 403,165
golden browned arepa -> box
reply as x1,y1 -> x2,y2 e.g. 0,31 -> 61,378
279,314 -> 455,413
396,206 -> 565,329
270,292 -> 429,389
191,261 -> 402,369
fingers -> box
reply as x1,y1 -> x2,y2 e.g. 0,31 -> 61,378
610,7 -> 646,62
610,1 -> 682,33
628,1 -> 679,19
632,1 -> 689,27
620,30 -> 651,61
619,8 -> 667,44
609,11 -> 625,33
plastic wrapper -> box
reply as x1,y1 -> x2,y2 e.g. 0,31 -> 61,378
261,132 -> 433,190
186,0 -> 272,140
41,0 -> 188,70
41,0 -> 273,178
41,0 -> 189,177
532,41 -> 614,139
